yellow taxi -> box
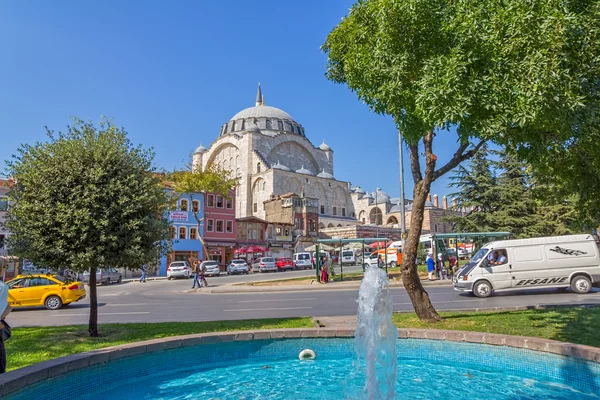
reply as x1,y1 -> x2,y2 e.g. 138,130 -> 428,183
6,274 -> 87,310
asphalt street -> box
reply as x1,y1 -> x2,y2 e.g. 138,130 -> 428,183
9,269 -> 600,327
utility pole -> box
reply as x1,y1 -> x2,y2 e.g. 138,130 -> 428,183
398,130 -> 407,246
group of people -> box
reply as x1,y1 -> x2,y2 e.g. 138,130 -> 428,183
320,256 -> 333,283
426,252 -> 458,281
191,260 -> 208,289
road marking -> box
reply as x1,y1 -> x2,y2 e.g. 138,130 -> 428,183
237,298 -> 317,303
223,307 -> 313,312
52,312 -> 151,316
104,303 -> 149,307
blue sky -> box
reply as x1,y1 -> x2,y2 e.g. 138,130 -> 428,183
0,0 -> 467,200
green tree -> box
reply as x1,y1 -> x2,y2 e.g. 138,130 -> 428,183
447,144 -> 498,232
5,118 -> 169,336
323,0 -> 600,321
168,167 -> 239,261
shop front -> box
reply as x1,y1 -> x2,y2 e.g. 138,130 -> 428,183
234,245 -> 269,264
205,241 -> 236,271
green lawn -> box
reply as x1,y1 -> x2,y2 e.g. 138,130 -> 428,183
393,307 -> 600,347
5,318 -> 314,371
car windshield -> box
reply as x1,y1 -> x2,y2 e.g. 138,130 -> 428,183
470,248 -> 488,264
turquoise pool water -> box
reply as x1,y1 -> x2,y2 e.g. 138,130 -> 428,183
7,338 -> 600,399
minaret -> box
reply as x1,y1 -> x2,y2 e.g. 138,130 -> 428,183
255,82 -> 262,107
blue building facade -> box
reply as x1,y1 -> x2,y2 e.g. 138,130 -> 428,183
159,192 -> 204,276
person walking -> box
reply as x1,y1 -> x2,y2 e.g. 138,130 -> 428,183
426,252 -> 436,281
199,261 -> 208,287
140,264 -> 147,283
191,260 -> 201,289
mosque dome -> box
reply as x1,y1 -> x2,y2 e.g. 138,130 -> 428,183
319,141 -> 332,151
317,169 -> 334,179
296,165 -> 314,176
272,161 -> 292,172
231,106 -> 295,122
245,123 -> 261,133
194,143 -> 207,154
370,189 -> 391,203
353,186 -> 366,194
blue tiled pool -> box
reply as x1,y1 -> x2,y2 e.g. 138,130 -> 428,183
7,338 -> 600,399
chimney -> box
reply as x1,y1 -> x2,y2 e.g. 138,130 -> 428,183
443,196 -> 448,210
433,194 -> 439,208
452,198 -> 457,209
428,194 -> 432,203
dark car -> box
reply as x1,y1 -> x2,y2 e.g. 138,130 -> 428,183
276,257 -> 294,271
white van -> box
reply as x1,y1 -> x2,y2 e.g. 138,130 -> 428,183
453,234 -> 600,298
293,252 -> 313,270
340,250 -> 356,265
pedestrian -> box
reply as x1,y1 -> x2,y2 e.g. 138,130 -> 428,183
320,257 -> 328,283
191,260 -> 201,289
0,262 -> 12,374
449,256 -> 458,276
140,264 -> 147,283
437,253 -> 447,280
199,261 -> 208,287
426,252 -> 436,281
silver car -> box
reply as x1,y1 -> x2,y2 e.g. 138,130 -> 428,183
201,260 -> 221,276
82,268 -> 123,285
252,257 -> 277,273
167,261 -> 191,280
227,259 -> 249,275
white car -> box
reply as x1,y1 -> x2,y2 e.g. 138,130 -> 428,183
252,257 -> 277,273
167,261 -> 191,280
227,259 -> 249,275
201,260 -> 221,276
293,252 -> 313,270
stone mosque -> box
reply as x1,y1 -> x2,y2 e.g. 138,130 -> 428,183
192,84 -> 457,234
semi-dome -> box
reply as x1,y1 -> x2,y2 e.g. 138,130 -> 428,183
230,106 -> 295,122
389,204 -> 402,213
317,169 -> 334,179
353,186 -> 366,194
319,140 -> 332,151
272,161 -> 291,172
194,143 -> 207,154
296,165 -> 314,176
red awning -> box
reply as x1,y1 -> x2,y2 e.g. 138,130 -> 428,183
369,241 -> 390,249
247,245 -> 266,253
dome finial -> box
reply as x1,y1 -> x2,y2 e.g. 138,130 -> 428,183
255,82 -> 262,107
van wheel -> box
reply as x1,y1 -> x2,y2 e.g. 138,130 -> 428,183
571,275 -> 592,294
473,280 -> 492,298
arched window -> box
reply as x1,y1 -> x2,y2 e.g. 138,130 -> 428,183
180,199 -> 189,212
257,163 -> 261,173
262,182 -> 266,191
169,226 -> 176,239
190,227 -> 197,240
179,227 -> 186,240
192,200 -> 200,213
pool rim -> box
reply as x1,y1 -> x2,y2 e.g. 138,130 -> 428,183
1,327 -> 599,397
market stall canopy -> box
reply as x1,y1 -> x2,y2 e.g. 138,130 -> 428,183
304,243 -> 335,252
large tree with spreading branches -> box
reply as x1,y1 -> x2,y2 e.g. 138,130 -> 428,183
323,0 -> 600,321
5,118 -> 169,336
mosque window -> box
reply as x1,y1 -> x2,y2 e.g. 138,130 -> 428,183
266,119 -> 272,129
232,121 -> 237,131
257,163 -> 261,173
253,203 -> 258,213
262,182 -> 266,191
320,205 -> 325,214
342,207 -> 346,217
333,207 -> 337,216
278,121 -> 283,130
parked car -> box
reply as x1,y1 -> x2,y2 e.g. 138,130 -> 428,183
340,250 -> 357,266
167,261 -> 191,280
276,257 -> 294,271
6,274 -> 86,310
458,248 -> 471,259
252,257 -> 277,273
227,259 -> 249,275
81,268 -> 123,285
201,260 -> 221,276
293,252 -> 313,270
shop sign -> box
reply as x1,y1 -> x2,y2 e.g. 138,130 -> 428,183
170,211 -> 188,222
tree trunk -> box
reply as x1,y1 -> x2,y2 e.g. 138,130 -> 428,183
400,132 -> 442,322
88,265 -> 99,337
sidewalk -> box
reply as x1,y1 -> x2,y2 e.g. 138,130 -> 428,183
189,278 -> 452,294
122,276 -> 168,283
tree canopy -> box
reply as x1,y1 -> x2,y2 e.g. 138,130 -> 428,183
5,118 -> 169,335
323,0 -> 600,321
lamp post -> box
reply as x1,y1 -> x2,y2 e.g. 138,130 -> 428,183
398,130 -> 407,246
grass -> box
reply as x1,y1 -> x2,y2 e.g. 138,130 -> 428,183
5,317 -> 314,371
393,307 -> 600,348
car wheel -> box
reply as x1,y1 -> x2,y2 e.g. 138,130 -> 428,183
105,278 -> 110,285
117,276 -> 122,284
168,276 -> 172,280
45,295 -> 63,310
473,280 -> 492,298
571,275 -> 592,294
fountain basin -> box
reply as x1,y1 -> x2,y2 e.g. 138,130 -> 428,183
1,328 -> 599,399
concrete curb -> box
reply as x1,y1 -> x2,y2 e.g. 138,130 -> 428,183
1,327 -> 599,397
196,279 -> 452,294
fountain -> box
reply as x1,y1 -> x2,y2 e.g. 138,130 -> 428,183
354,267 -> 398,400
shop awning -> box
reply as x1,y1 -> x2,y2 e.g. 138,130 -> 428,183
205,242 -> 237,247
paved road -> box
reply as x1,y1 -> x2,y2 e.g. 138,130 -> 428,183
9,274 -> 600,327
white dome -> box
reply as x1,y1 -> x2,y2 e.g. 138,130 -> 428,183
296,165 -> 314,176
353,186 -> 366,194
245,123 -> 261,133
319,141 -> 332,151
272,161 -> 291,172
371,189 -> 391,203
230,106 -> 295,122
317,169 -> 334,179
194,144 -> 207,154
